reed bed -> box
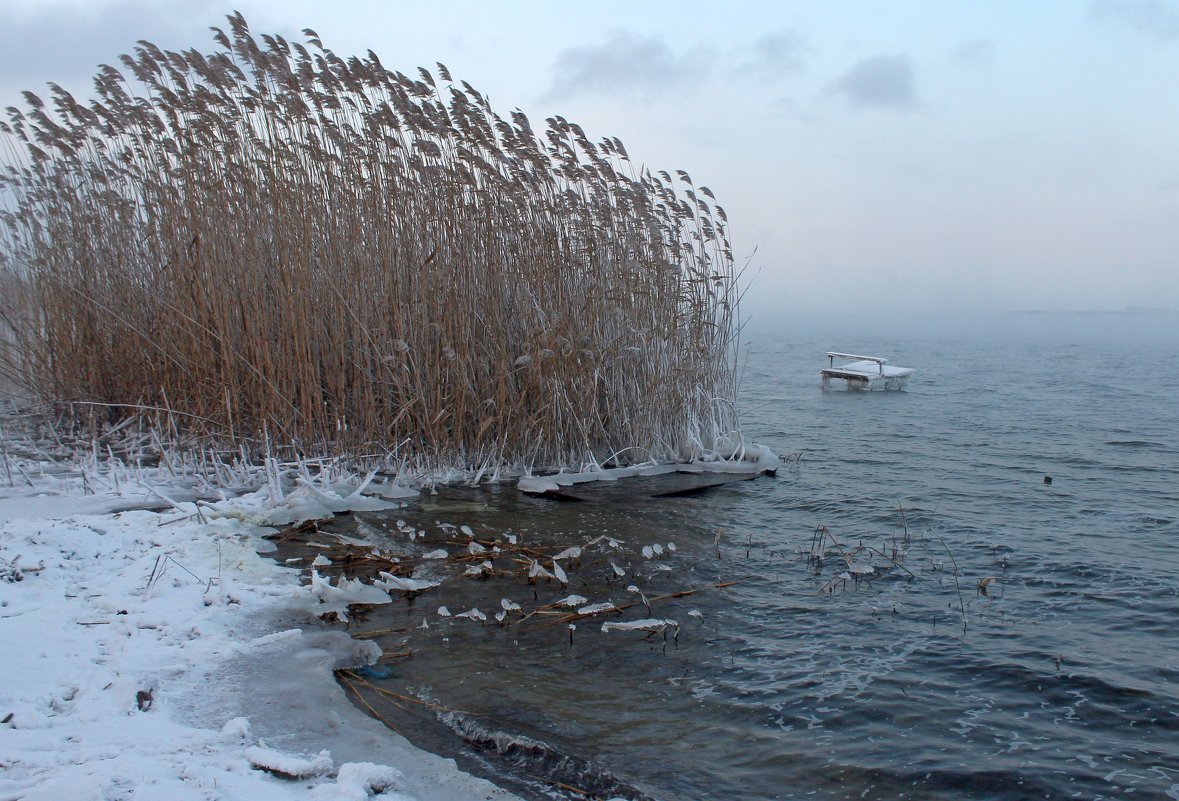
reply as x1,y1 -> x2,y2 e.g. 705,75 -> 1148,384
0,14 -> 744,475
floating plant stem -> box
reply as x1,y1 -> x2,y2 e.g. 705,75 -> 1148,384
929,528 -> 967,633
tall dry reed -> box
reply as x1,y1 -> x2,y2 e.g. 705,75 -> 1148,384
0,14 -> 745,474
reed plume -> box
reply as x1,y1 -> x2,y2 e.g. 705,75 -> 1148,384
0,14 -> 745,475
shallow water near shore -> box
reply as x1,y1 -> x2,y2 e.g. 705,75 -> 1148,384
312,316 -> 1179,801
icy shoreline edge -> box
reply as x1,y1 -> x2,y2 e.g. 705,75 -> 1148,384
1,416 -> 777,800
0,448 -> 525,801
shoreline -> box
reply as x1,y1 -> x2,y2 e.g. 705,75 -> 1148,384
0,440 -> 528,801
1,405 -> 775,800
260,492 -> 674,801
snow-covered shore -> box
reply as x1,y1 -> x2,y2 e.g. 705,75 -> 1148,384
0,441 -> 524,801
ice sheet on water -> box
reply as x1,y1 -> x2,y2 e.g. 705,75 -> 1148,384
517,442 -> 778,494
263,481 -> 400,526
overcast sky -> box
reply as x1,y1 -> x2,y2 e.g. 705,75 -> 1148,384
2,0 -> 1177,322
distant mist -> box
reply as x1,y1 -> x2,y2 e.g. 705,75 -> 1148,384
740,305 -> 1179,347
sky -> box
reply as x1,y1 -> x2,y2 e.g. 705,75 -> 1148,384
2,0 -> 1178,325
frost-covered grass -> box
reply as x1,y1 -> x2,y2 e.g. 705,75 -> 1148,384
0,414 -> 524,801
0,12 -> 745,477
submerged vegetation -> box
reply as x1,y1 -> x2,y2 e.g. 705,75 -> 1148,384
0,13 -> 744,476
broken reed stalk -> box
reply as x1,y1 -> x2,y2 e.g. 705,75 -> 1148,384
864,544 -> 917,579
337,671 -> 403,732
337,669 -> 478,718
929,527 -> 967,634
0,13 -> 745,476
911,501 -> 967,632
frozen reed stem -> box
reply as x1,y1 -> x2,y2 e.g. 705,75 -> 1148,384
0,14 -> 744,475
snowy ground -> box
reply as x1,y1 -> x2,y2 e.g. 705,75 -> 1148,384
0,432 -> 524,801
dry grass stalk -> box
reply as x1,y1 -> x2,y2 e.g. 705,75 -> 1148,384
0,14 -> 745,475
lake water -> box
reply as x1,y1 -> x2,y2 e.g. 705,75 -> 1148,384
313,313 -> 1179,801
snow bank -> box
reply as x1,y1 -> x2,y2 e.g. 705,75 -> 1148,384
0,453 -> 522,801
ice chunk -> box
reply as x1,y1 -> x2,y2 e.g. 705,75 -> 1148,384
309,569 -> 391,606
527,559 -> 554,580
464,561 -> 493,578
221,716 -> 252,740
245,746 -> 333,778
312,762 -> 403,799
601,618 -> 679,634
576,601 -> 617,616
373,572 -> 438,593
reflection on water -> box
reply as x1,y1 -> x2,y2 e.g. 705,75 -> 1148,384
295,335 -> 1179,801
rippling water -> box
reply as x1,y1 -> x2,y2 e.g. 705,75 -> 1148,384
316,318 -> 1179,801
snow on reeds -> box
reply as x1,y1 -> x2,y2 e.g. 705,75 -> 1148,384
0,13 -> 744,476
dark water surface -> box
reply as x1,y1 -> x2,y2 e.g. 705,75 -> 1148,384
319,323 -> 1179,800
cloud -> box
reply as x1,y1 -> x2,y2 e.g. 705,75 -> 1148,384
542,31 -> 712,102
950,38 -> 996,68
0,0 -> 222,102
830,53 -> 917,111
741,27 -> 809,78
1091,0 -> 1179,40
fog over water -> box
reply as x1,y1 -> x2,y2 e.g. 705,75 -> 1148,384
741,305 -> 1179,349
